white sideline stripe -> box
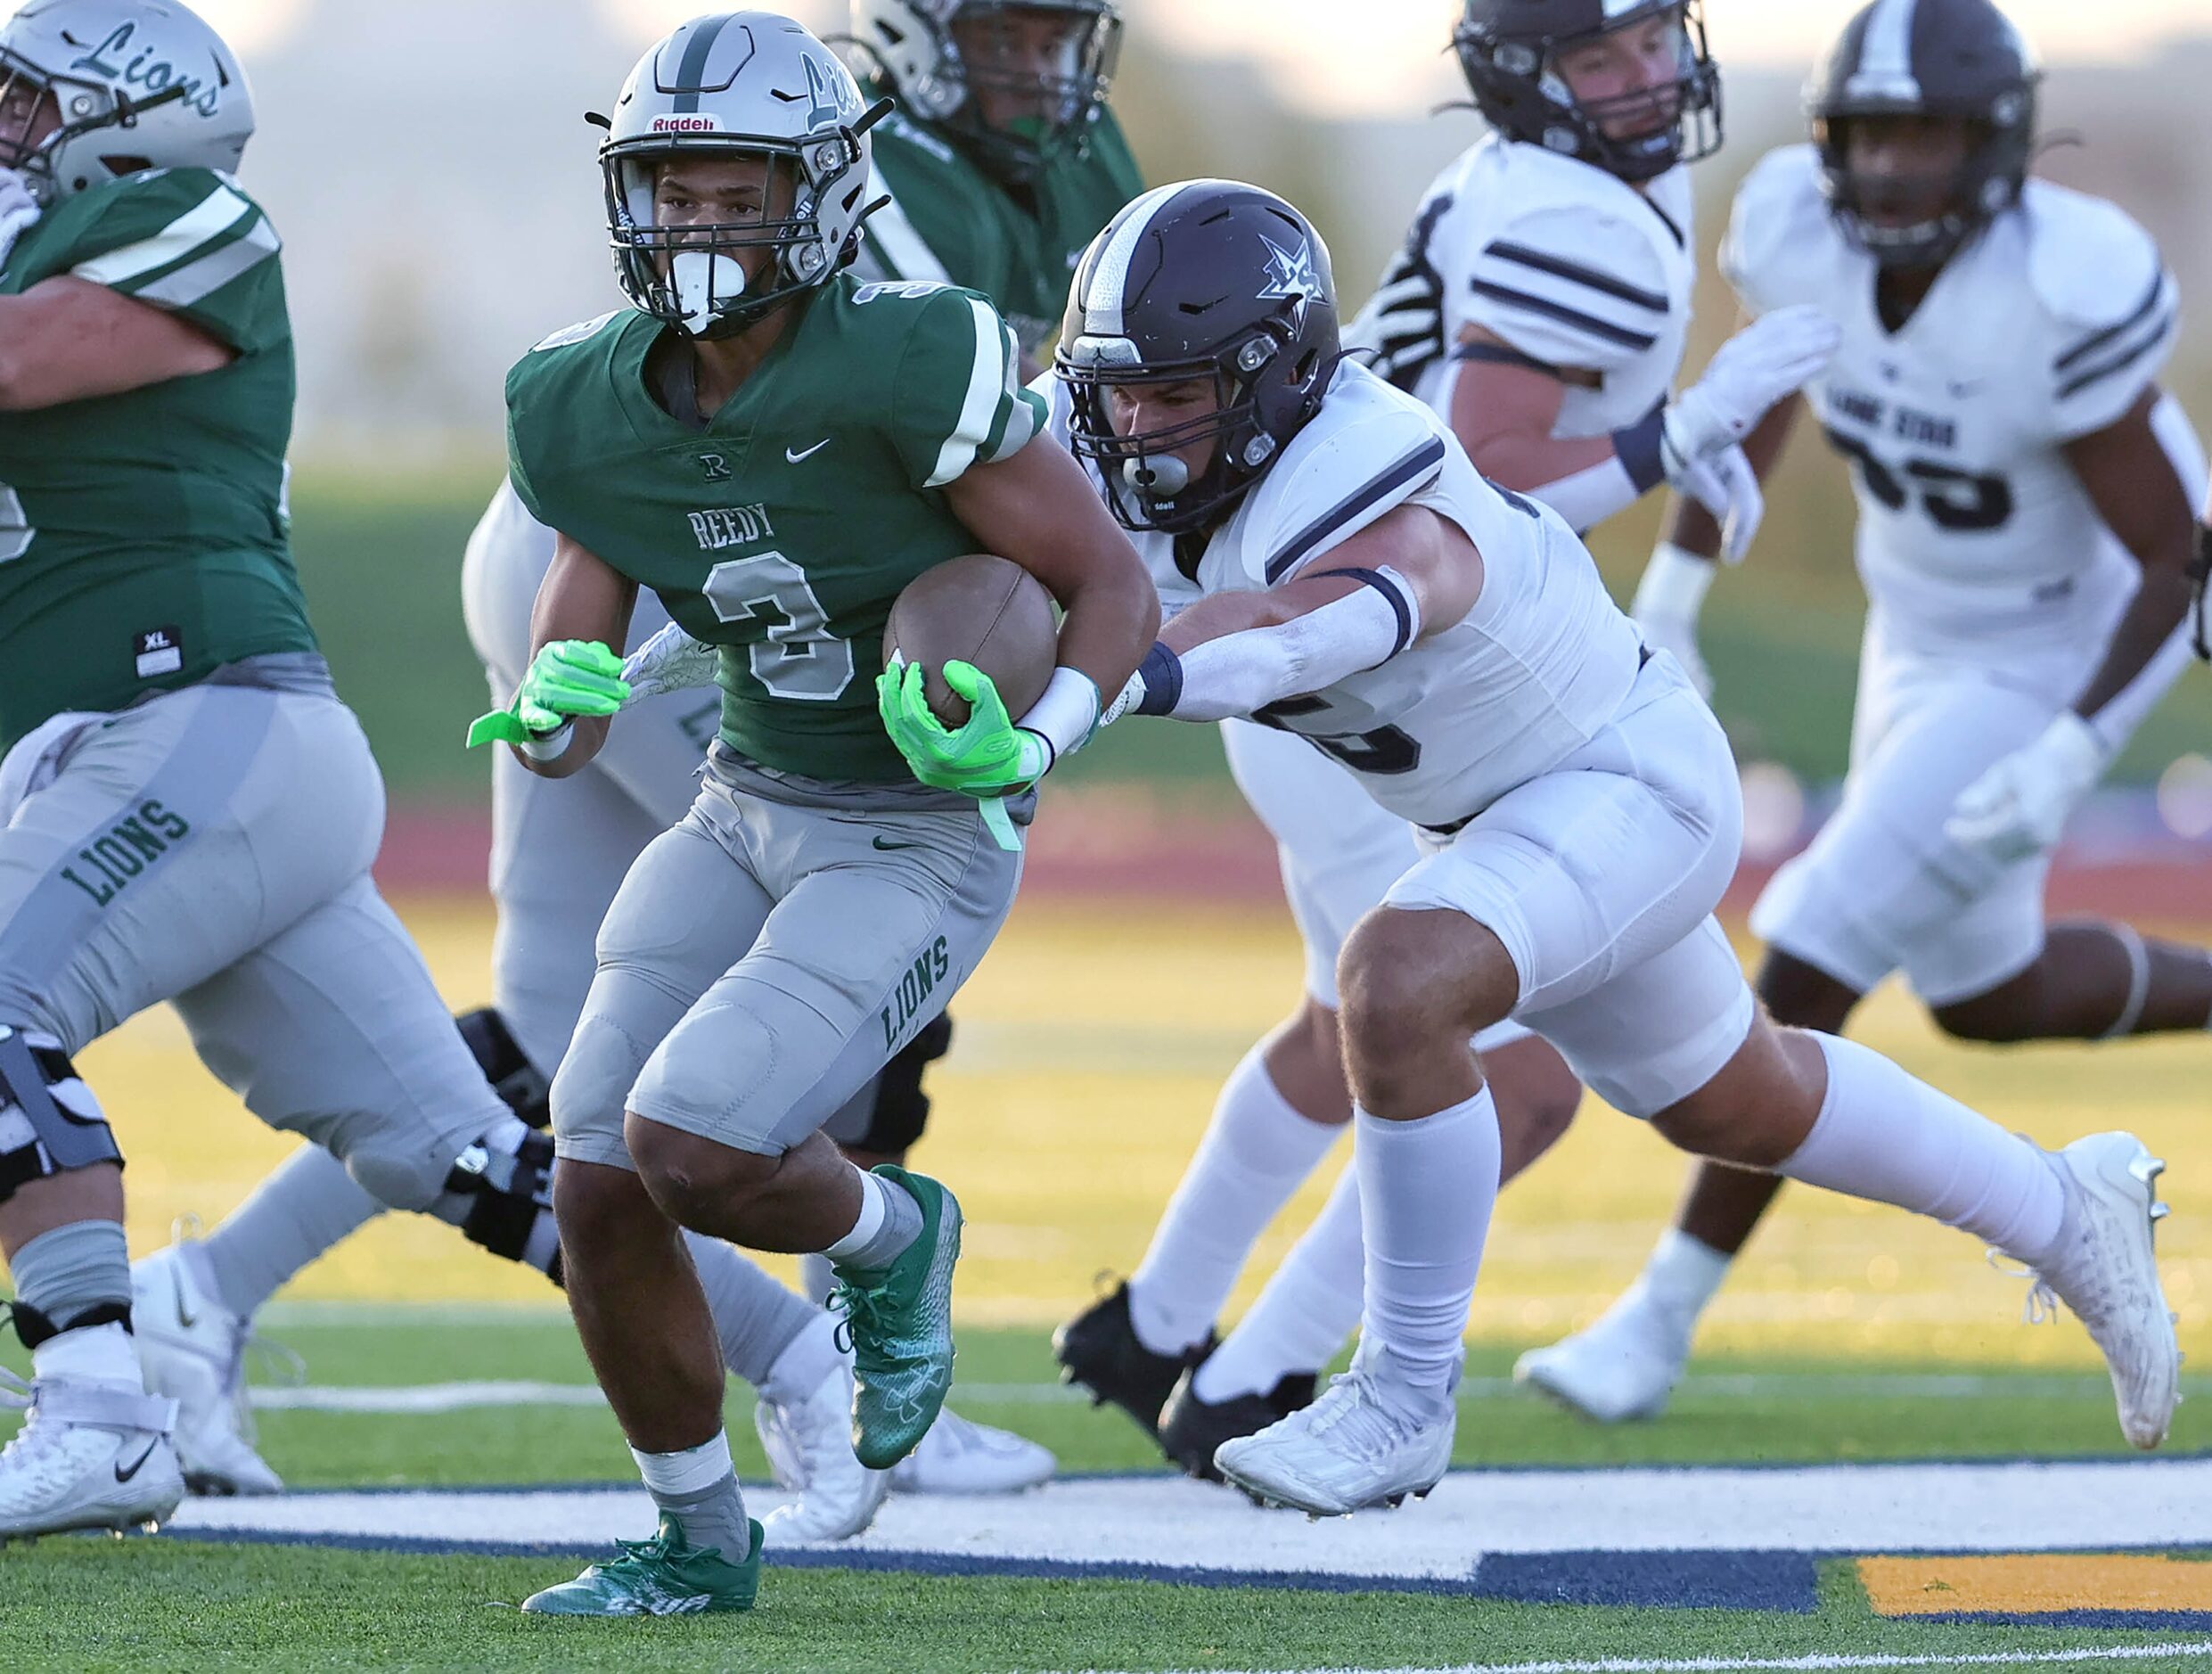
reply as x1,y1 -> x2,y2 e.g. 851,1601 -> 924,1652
246,1372 -> 2208,1414
1073,1647 -> 2212,1674
166,1458 -> 2212,1569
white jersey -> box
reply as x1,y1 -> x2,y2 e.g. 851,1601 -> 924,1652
1725,144 -> 2208,677
1386,135 -> 1699,439
1048,362 -> 1644,829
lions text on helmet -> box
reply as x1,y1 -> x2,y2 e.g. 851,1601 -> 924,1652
1454,0 -> 1721,184
853,0 -> 1119,183
1058,181 -> 1339,535
0,0 -> 251,205
596,11 -> 889,340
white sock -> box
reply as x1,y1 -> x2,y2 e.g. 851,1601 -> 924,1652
797,1251 -> 837,1306
1780,1033 -> 2065,1265
823,1169 -> 920,1271
1194,1162 -> 1364,1404
196,1143 -> 384,1320
1634,1228 -> 1733,1321
1356,1088 -> 1501,1396
1127,1046 -> 1344,1357
31,1319 -> 143,1389
760,1309 -> 847,1407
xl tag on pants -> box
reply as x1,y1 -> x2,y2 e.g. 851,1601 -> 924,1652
135,626 -> 184,678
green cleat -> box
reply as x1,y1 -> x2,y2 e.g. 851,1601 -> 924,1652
832,1166 -> 963,1470
520,1514 -> 762,1617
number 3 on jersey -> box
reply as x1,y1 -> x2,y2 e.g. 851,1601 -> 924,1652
702,550 -> 855,702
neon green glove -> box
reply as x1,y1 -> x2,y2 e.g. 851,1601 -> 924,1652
876,659 -> 1050,795
467,639 -> 632,750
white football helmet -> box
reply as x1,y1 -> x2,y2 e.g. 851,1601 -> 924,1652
0,0 -> 252,205
599,12 -> 884,339
850,0 -> 1118,180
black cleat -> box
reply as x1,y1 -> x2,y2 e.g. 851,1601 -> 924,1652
1158,1367 -> 1318,1482
1052,1281 -> 1210,1440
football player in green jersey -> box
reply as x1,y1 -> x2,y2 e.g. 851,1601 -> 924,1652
500,14 -> 1153,1618
133,0 -> 1153,1525
851,0 -> 1143,357
0,0 -> 594,1539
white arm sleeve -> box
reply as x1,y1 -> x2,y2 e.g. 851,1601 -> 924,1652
1150,579 -> 1416,724
1528,453 -> 1647,533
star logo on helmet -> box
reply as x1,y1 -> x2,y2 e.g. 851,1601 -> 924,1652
1257,234 -> 1319,329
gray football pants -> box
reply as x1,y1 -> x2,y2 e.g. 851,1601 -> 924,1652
553,767 -> 1021,1171
0,683 -> 504,1211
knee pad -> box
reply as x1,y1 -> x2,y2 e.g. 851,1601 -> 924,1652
856,1010 -> 953,1155
445,1122 -> 562,1285
455,1006 -> 552,1129
0,1025 -> 121,1207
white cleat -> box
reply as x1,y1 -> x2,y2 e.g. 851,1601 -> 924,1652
130,1241 -> 283,1497
1213,1346 -> 1454,1518
0,1371 -> 184,1539
1512,1285 -> 1693,1424
889,1407 -> 1055,1496
2024,1132 -> 2180,1451
754,1361 -> 891,1545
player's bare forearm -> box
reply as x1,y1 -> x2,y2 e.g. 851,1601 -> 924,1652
0,276 -> 233,409
2065,389 -> 2198,720
1665,395 -> 1803,559
1449,336 -> 1613,491
943,437 -> 1159,698
518,534 -> 639,778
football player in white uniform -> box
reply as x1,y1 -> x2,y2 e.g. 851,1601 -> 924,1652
903,178 -> 2181,1514
1521,0 -> 2212,1425
1098,0 -> 1835,1468
1351,0 -> 1838,654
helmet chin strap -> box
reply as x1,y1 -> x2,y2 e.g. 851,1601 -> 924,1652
670,250 -> 748,335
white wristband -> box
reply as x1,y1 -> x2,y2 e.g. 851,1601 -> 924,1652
516,720 -> 574,762
1014,666 -> 1103,764
1632,541 -> 1717,626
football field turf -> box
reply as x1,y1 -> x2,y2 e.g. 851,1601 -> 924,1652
5,897 -> 2212,1671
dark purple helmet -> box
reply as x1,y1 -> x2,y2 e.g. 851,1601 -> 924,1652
1453,0 -> 1721,185
1807,0 -> 2039,269
1056,179 -> 1338,535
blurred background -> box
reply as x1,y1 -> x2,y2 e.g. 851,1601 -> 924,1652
186,0 -> 2212,847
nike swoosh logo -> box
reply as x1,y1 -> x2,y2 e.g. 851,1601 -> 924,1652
786,439 -> 831,464
170,1268 -> 197,1329
114,1439 -> 160,1483
872,836 -> 922,851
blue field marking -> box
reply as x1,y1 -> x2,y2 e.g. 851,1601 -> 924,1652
1470,1550 -> 1820,1612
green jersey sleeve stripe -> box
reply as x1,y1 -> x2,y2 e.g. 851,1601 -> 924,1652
924,295 -> 1015,488
131,212 -> 279,310
69,181 -> 255,286
976,316 -> 1036,463
861,185 -> 951,286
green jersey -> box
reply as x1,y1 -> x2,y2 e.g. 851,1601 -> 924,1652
863,105 -> 1144,357
506,278 -> 1045,784
0,167 -> 313,754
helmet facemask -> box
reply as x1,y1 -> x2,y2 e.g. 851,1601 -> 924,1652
943,1 -> 1120,183
0,49 -> 188,206
1454,1 -> 1721,185
1061,324 -> 1323,536
603,131 -> 867,341
1814,103 -> 2032,271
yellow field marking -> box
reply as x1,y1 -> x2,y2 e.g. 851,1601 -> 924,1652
1861,1554 -> 2212,1616
76,896 -> 2212,1367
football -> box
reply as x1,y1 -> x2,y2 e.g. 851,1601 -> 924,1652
882,553 -> 1060,727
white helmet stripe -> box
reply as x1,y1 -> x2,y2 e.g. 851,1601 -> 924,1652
1847,0 -> 1922,103
1084,181 -> 1206,337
